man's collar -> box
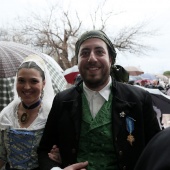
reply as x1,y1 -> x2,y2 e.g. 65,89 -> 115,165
83,76 -> 112,101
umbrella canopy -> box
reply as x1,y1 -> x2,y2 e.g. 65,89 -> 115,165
135,79 -> 153,86
63,65 -> 79,84
155,74 -> 169,83
139,86 -> 170,114
136,85 -> 170,128
124,66 -> 144,76
0,41 -> 67,111
140,73 -> 158,80
128,75 -> 143,85
129,75 -> 143,81
136,85 -> 170,113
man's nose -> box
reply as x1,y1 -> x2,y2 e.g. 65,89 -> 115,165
88,52 -> 97,62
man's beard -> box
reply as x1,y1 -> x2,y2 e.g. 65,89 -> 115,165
83,74 -> 109,89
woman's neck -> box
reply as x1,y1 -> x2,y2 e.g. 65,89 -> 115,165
22,98 -> 41,110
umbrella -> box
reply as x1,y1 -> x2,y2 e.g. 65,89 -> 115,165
135,79 -> 153,86
135,85 -> 170,128
0,41 -> 67,111
155,74 -> 169,83
124,66 -> 144,76
128,75 -> 143,85
140,73 -> 158,80
129,75 -> 143,81
63,65 -> 79,84
136,85 -> 170,113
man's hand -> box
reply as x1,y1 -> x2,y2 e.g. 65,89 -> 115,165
64,161 -> 88,170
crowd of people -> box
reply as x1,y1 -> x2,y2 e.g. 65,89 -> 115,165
0,30 -> 169,170
129,76 -> 170,95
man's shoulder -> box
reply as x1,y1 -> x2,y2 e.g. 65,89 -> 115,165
54,86 -> 81,100
116,81 -> 148,93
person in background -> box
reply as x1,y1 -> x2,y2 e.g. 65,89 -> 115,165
166,84 -> 170,96
37,30 -> 160,170
134,127 -> 170,170
0,54 -> 55,170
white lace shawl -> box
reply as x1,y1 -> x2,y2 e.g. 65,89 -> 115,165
0,98 -> 52,130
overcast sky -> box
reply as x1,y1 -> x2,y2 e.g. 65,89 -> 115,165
0,0 -> 170,74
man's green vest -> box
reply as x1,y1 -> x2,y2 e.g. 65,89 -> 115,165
77,93 -> 118,170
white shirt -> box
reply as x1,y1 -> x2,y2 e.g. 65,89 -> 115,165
83,76 -> 112,118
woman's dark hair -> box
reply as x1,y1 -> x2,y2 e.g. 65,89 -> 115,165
18,61 -> 45,80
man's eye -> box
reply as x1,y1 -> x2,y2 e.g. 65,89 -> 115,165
96,50 -> 104,55
81,51 -> 89,57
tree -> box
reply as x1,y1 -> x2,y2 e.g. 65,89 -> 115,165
163,71 -> 170,78
113,22 -> 156,55
0,0 -> 157,70
0,28 -> 11,41
15,5 -> 82,69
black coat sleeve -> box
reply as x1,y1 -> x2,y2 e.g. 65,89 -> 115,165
37,94 -> 61,170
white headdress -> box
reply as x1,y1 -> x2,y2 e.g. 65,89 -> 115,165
21,54 -> 46,72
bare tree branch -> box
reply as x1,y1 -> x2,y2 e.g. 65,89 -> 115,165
0,0 -> 158,69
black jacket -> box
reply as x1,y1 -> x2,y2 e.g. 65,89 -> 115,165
38,80 -> 160,170
134,127 -> 170,170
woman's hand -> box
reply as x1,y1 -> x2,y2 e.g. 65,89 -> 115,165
48,145 -> 62,164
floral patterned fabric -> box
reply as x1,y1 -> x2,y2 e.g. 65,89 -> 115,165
77,93 -> 119,170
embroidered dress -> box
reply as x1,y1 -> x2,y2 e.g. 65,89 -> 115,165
1,128 -> 43,169
77,94 -> 118,170
0,98 -> 51,170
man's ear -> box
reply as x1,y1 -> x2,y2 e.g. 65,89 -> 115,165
109,56 -> 113,66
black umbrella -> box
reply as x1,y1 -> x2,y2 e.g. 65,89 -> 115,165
135,85 -> 170,128
135,85 -> 170,114
151,94 -> 170,114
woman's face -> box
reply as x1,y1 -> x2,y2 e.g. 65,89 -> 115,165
16,68 -> 45,105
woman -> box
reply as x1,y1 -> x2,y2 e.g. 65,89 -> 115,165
0,54 -> 55,170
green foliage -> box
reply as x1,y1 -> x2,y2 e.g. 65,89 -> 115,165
163,71 -> 170,77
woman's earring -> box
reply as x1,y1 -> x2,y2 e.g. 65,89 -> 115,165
40,90 -> 44,99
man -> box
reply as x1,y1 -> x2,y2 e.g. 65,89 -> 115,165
38,30 -> 160,170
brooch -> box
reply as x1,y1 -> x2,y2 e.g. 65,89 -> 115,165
120,111 -> 126,117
